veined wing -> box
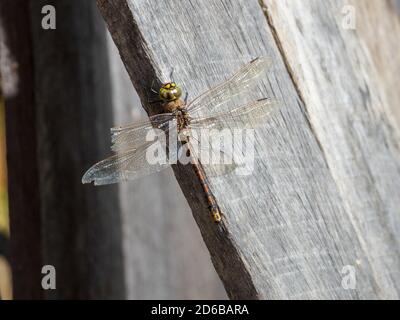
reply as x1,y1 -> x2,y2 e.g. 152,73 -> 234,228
190,98 -> 279,130
187,57 -> 272,116
82,131 -> 178,186
185,135 -> 238,177
201,149 -> 238,177
111,113 -> 175,152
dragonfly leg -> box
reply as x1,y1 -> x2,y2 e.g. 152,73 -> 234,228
147,91 -> 163,105
169,67 -> 175,82
148,99 -> 163,105
147,80 -> 163,104
150,79 -> 158,94
184,92 -> 189,104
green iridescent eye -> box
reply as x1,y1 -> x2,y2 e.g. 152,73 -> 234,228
159,82 -> 182,101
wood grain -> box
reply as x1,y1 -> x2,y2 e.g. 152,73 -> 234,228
264,0 -> 400,299
102,0 -> 398,299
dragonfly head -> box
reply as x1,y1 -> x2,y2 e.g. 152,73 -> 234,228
159,82 -> 182,102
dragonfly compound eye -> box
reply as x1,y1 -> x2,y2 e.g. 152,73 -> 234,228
159,82 -> 182,101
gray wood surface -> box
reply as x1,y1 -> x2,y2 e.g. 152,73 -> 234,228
264,0 -> 400,299
97,0 -> 400,299
106,34 -> 226,299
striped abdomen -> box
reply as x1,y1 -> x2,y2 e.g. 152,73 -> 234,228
191,158 -> 222,223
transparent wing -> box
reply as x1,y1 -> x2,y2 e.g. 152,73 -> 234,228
82,130 -> 178,186
190,98 -> 280,130
186,134 -> 238,177
202,153 -> 238,177
187,57 -> 272,116
111,113 -> 175,152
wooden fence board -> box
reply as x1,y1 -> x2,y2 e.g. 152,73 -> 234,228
97,0 -> 400,299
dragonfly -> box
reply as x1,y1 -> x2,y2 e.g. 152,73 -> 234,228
82,57 -> 279,223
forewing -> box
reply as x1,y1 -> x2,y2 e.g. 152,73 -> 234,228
190,98 -> 280,130
187,57 -> 272,116
82,131 -> 178,186
186,134 -> 238,177
111,113 -> 175,152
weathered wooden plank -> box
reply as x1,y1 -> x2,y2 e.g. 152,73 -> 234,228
106,35 -> 226,299
98,0 -> 400,299
264,0 -> 400,298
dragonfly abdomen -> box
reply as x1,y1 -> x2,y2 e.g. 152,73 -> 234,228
191,161 -> 222,223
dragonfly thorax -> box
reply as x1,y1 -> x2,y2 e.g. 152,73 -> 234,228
175,109 -> 191,131
163,99 -> 185,113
